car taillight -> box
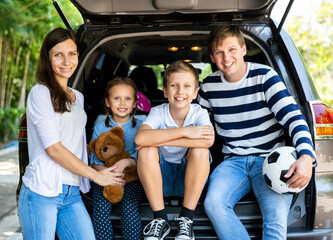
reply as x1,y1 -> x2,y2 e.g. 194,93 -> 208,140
310,102 -> 333,139
19,113 -> 27,142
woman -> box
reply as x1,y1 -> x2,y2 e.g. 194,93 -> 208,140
17,27 -> 125,240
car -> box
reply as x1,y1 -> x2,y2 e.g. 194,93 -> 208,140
18,0 -> 333,239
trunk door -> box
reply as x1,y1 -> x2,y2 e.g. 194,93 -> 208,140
58,0 -> 282,28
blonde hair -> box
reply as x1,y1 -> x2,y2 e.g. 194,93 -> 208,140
163,61 -> 199,89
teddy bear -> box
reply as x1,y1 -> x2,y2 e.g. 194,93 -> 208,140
89,127 -> 139,203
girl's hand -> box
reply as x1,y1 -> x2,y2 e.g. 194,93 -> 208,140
113,158 -> 133,173
114,158 -> 128,173
94,165 -> 126,187
183,125 -> 214,139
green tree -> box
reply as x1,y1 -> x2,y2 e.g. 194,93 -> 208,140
0,0 -> 82,142
286,1 -> 333,104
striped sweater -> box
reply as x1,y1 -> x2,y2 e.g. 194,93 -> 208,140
197,62 -> 316,162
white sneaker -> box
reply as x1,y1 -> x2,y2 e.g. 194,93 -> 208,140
175,216 -> 195,240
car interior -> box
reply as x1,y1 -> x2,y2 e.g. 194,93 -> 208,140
71,29 -> 274,142
69,27 -> 307,237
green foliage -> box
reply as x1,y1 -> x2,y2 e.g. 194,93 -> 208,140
199,64 -> 212,83
56,0 -> 83,29
286,1 -> 333,100
0,107 -> 25,143
0,0 -> 82,141
150,64 -> 165,89
0,0 -> 83,108
321,97 -> 333,107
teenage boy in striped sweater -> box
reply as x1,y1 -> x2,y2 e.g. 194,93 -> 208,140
197,25 -> 316,240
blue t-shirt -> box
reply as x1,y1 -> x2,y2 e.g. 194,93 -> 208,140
89,116 -> 143,166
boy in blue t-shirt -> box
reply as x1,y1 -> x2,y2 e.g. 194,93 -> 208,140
135,61 -> 214,240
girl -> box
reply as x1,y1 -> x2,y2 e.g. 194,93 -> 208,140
17,28 -> 122,240
90,77 -> 144,240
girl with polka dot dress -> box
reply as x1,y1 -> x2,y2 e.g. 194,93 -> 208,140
89,77 -> 144,240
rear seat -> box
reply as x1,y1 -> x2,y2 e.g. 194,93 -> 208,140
129,66 -> 167,107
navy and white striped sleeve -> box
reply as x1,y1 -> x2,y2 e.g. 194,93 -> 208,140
263,68 -> 316,165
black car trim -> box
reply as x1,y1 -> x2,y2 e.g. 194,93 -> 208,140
53,0 -> 72,30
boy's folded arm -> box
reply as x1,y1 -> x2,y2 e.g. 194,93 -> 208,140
135,124 -> 186,146
156,136 -> 214,148
135,124 -> 215,148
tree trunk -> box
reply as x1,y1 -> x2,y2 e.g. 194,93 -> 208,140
5,41 -> 17,107
0,36 -> 2,76
18,48 -> 30,108
6,45 -> 22,107
0,35 -> 9,108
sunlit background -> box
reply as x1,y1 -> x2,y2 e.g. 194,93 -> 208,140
272,0 -> 333,104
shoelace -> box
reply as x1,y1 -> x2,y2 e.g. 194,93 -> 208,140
143,218 -> 165,237
175,217 -> 193,235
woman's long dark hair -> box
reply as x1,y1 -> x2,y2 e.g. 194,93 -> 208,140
104,77 -> 138,128
36,27 -> 78,113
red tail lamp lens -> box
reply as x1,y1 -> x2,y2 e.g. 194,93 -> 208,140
312,103 -> 333,137
19,114 -> 28,141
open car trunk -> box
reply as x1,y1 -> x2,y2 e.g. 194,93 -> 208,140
69,25 -> 314,238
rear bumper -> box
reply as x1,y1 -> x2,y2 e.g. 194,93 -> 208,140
288,229 -> 333,239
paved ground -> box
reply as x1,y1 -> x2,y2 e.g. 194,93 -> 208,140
0,147 -> 23,240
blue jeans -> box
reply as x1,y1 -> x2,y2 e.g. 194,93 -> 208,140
160,151 -> 212,197
204,155 -> 292,240
160,152 -> 187,197
18,183 -> 95,240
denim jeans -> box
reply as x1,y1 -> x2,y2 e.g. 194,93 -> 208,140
204,155 -> 292,240
18,183 -> 95,240
160,150 -> 212,197
160,152 -> 187,197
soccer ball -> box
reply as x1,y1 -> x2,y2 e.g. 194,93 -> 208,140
262,146 -> 306,194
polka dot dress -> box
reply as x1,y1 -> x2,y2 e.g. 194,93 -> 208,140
92,180 -> 144,240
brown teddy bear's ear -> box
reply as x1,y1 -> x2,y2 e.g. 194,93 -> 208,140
89,139 -> 97,153
110,127 -> 124,139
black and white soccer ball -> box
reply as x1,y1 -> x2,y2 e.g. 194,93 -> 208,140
263,146 -> 306,194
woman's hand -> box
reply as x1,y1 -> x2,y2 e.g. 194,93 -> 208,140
94,165 -> 126,187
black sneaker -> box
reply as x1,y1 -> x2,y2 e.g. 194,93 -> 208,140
175,217 -> 195,240
143,218 -> 171,240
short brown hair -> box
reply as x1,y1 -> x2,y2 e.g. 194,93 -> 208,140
207,25 -> 245,54
163,61 -> 199,89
